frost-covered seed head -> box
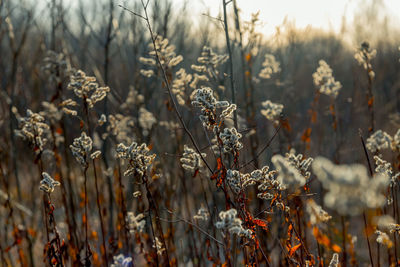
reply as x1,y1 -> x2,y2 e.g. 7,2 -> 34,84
39,172 -> 60,193
140,36 -> 182,78
191,87 -> 231,129
153,237 -> 165,255
227,170 -> 243,193
271,155 -> 305,191
328,253 -> 339,267
111,254 -> 133,267
391,129 -> 400,152
138,107 -> 156,137
17,109 -> 50,151
285,150 -> 313,179
193,206 -> 210,221
306,199 -> 332,225
312,60 -> 342,98
354,42 -> 377,79
126,212 -> 146,233
180,145 -> 206,174
107,114 -> 135,144
219,128 -> 243,153
366,130 -> 392,153
116,142 -> 156,177
215,209 -> 252,239
172,68 -> 192,105
312,157 -> 389,215
376,230 -> 393,247
67,70 -> 110,108
259,54 -> 280,79
70,132 -> 92,167
261,100 -> 283,122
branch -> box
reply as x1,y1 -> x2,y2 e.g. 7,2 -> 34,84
118,5 -> 146,20
120,0 -> 213,174
222,0 -> 238,129
159,216 -> 225,247
239,124 -> 281,170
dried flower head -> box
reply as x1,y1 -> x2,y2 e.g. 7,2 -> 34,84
180,145 -> 206,174
191,87 -> 229,129
126,212 -> 146,233
67,70 -> 110,108
172,68 -> 192,105
140,36 -> 182,78
111,254 -> 133,267
39,172 -> 60,193
107,114 -> 135,143
328,253 -> 339,267
375,230 -> 393,248
366,130 -> 392,153
220,104 -> 237,121
17,109 -> 50,151
193,206 -> 210,221
40,100 -> 77,124
90,150 -> 101,159
227,169 -> 250,194
98,114 -> 107,126
259,54 -> 280,79
261,100 -> 283,122
250,166 -> 282,199
116,142 -> 156,177
190,46 -> 228,89
373,156 -> 399,188
312,60 -> 342,98
271,155 -> 305,191
354,41 -> 377,79
219,128 -> 243,153
121,86 -> 144,111
70,132 -> 93,167
215,209 -> 252,239
59,99 -> 78,116
312,157 -> 389,215
285,150 -> 313,179
306,199 -> 331,225
153,237 -> 166,255
374,215 -> 400,234
391,129 -> 400,152
138,107 -> 156,137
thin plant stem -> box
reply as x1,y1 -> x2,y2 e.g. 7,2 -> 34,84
83,100 -> 108,264
222,0 -> 238,130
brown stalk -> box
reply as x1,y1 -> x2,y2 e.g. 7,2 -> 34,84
83,100 -> 109,265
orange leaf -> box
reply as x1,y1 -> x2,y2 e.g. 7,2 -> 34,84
217,158 -> 222,170
281,119 -> 292,132
245,53 -> 252,62
368,96 -> 374,107
253,219 -> 267,228
91,230 -> 98,240
301,128 -> 312,142
288,243 -> 301,257
332,244 -> 342,253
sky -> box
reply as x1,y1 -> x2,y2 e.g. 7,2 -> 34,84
178,0 -> 400,35
50,0 -> 400,38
